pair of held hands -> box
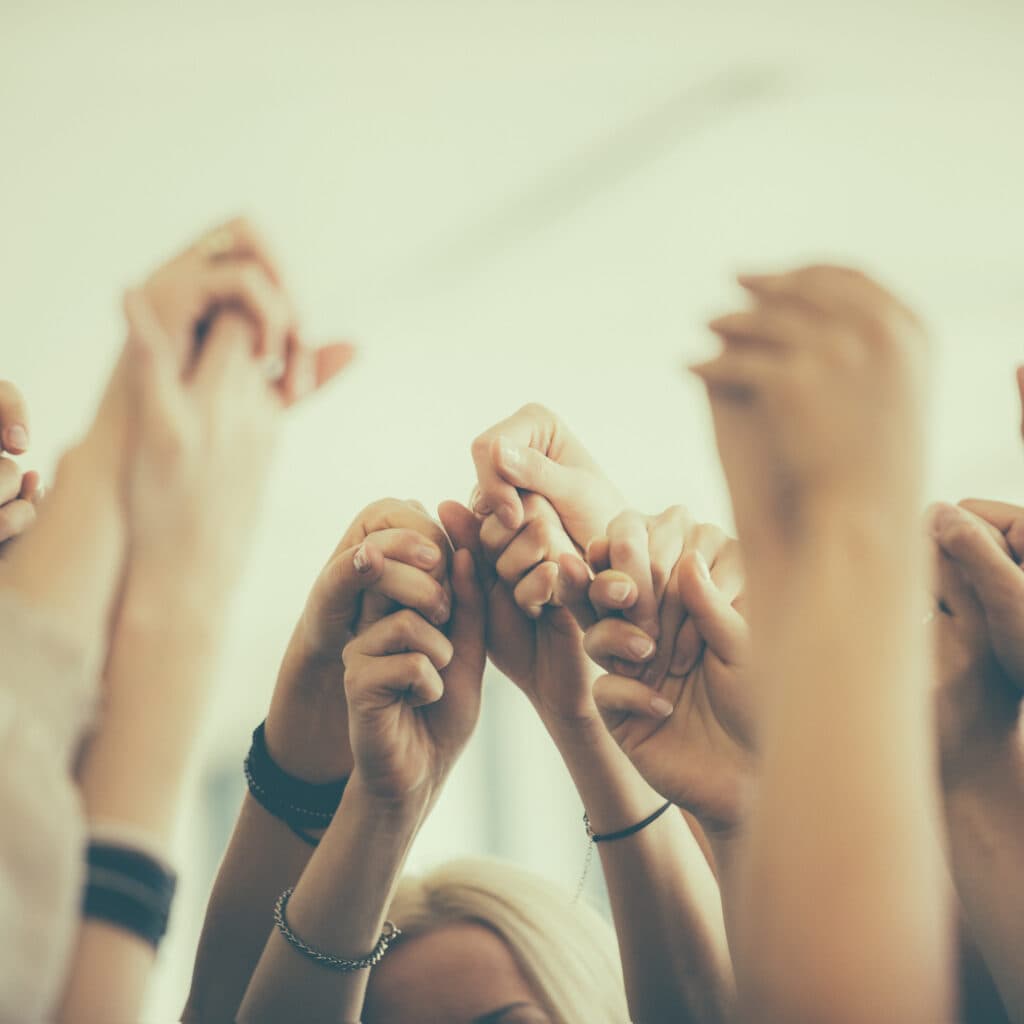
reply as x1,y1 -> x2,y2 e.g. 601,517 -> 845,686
266,264 -> 1024,849
1,218 -> 354,610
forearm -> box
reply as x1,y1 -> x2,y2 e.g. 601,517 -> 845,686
737,518 -> 952,1024
549,717 -> 735,1024
944,730 -> 1024,1022
183,795 -> 320,1023
59,575 -> 224,1023
0,404 -> 127,658
76,572 -> 222,841
237,774 -> 426,1023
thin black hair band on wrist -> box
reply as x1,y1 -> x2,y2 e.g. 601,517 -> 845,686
585,799 -> 673,843
574,799 -> 674,902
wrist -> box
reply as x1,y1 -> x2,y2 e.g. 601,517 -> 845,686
344,770 -> 433,832
265,633 -> 354,782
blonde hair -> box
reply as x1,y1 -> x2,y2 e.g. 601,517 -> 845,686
387,857 -> 629,1024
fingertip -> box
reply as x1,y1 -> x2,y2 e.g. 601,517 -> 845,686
650,695 -> 675,718
354,540 -> 383,577
496,498 -> 522,531
2,425 -> 28,454
927,501 -> 960,538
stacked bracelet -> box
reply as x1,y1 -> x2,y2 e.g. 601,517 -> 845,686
82,841 -> 177,949
244,720 -> 349,846
274,888 -> 401,971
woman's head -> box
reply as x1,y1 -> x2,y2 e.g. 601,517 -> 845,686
362,857 -> 630,1024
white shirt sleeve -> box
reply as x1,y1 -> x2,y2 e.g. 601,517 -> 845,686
0,588 -> 100,1023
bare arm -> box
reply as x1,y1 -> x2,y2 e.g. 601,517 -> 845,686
184,502 -> 451,1022
443,498 -> 736,1023
696,265 -> 953,1024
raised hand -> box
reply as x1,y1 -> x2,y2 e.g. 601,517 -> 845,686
469,403 -> 624,547
341,545 -> 487,800
694,266 -> 929,558
265,499 -> 453,782
0,380 -> 40,552
139,217 -> 354,403
561,511 -> 753,833
929,500 -> 1024,782
438,493 -> 600,727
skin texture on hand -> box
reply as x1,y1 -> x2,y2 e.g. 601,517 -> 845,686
693,265 -> 930,558
929,500 -> 1023,783
439,494 -> 599,727
265,499 -> 453,782
139,216 -> 354,403
342,543 -> 487,800
563,512 -> 753,834
469,403 -> 625,548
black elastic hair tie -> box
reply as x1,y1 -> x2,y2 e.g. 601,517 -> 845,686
585,799 -> 673,843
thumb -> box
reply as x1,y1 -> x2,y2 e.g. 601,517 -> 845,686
672,550 -> 748,667
932,503 -> 1024,615
491,435 -> 582,507
309,540 -> 387,643
439,500 -> 496,592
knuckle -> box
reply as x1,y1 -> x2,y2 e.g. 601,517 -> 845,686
470,434 -> 492,460
393,608 -> 423,640
407,652 -> 433,681
518,401 -> 553,422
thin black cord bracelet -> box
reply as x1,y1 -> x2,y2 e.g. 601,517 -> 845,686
575,799 -> 675,902
585,799 -> 673,843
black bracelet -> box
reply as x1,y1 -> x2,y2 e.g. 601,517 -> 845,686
244,721 -> 349,845
584,800 -> 673,843
82,842 -> 177,948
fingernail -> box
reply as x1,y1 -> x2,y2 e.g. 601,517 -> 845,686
608,581 -> 632,603
353,543 -> 372,573
4,425 -> 28,452
415,545 -> 439,568
650,696 -> 674,718
472,494 -> 493,516
434,594 -> 451,624
694,551 -> 711,583
628,636 -> 655,659
498,436 -> 522,467
929,504 -> 957,537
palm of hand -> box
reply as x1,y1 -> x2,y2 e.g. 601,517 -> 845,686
608,637 -> 751,833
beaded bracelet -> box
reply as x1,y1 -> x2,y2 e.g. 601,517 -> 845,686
273,887 -> 401,971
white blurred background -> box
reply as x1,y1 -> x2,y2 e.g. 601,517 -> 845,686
2,0 -> 1023,1017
